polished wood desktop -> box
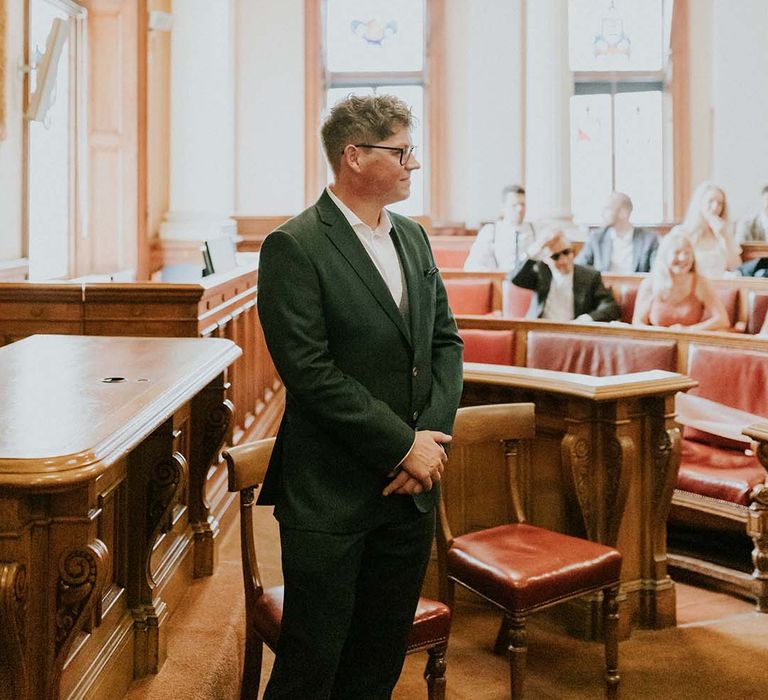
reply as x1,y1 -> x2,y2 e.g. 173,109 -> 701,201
0,335 -> 240,700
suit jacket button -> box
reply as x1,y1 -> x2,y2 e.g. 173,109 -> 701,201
412,411 -> 419,421
412,366 -> 419,377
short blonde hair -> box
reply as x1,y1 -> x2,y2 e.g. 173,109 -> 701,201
683,182 -> 729,240
320,94 -> 413,175
652,226 -> 696,297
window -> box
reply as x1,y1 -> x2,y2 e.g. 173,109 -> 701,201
317,0 -> 428,216
568,0 -> 672,224
26,0 -> 86,280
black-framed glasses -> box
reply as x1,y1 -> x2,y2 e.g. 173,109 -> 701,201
354,144 -> 417,166
550,248 -> 573,261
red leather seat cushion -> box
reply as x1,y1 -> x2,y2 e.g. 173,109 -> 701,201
252,585 -> 284,646
460,329 -> 516,365
447,523 -> 622,613
407,598 -> 452,651
251,586 -> 450,650
526,332 -> 677,376
678,440 -> 766,506
444,279 -> 494,315
747,292 -> 768,334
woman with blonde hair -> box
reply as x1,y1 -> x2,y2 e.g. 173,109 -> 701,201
633,226 -> 730,330
682,181 -> 741,276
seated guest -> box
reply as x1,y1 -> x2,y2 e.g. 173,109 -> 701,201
735,184 -> 768,243
575,191 -> 659,273
682,181 -> 742,276
510,229 -> 621,322
632,227 -> 729,331
464,184 -> 535,271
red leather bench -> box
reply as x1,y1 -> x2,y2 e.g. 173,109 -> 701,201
747,291 -> 768,334
504,283 -> 535,318
459,328 -> 516,365
673,344 -> 767,513
444,279 -> 495,315
433,247 -> 471,269
526,332 -> 677,376
608,279 -> 642,324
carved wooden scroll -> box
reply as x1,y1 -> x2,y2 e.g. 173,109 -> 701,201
749,441 -> 768,612
0,562 -> 28,700
50,540 -> 109,699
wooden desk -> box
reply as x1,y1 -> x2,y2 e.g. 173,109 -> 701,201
455,363 -> 697,639
0,335 -> 240,700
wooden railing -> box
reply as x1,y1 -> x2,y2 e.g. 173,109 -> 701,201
0,335 -> 241,700
0,265 -> 284,547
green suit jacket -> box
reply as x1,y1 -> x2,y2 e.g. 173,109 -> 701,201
256,191 -> 464,532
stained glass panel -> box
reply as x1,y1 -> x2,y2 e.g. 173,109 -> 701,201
326,0 -> 424,73
568,0 -> 663,72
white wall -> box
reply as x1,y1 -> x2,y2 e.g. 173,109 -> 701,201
444,0 -> 524,225
235,0 -> 305,215
0,0 -> 25,259
687,0 -> 713,199
711,0 -> 768,220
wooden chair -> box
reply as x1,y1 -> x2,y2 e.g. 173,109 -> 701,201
436,403 -> 623,699
223,437 -> 451,700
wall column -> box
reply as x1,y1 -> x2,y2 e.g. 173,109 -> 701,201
524,0 -> 572,222
160,0 -> 236,241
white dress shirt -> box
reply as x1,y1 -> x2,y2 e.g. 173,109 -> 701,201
609,227 -> 635,274
542,269 -> 575,321
464,221 -> 535,272
327,186 -> 403,305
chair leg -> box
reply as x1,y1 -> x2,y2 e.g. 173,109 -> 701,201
506,615 -> 527,700
493,614 -> 509,656
241,632 -> 263,700
424,644 -> 447,700
602,586 -> 620,700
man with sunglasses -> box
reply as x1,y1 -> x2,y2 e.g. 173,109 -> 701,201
510,229 -> 620,322
256,94 -> 463,699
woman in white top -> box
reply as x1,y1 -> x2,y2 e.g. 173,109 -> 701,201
682,182 -> 742,277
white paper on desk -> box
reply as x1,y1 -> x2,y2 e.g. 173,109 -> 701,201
675,392 -> 765,445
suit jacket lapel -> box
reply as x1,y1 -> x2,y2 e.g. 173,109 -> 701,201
389,218 -> 418,345
573,266 -> 588,316
315,192 -> 412,345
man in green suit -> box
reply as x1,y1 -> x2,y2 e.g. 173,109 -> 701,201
256,94 -> 464,699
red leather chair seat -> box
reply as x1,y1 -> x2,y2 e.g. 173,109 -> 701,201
407,598 -> 452,651
444,279 -> 495,315
447,523 -> 622,613
678,441 -> 765,506
526,332 -> 677,376
252,585 -> 284,645
460,328 -> 516,365
251,585 -> 451,651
